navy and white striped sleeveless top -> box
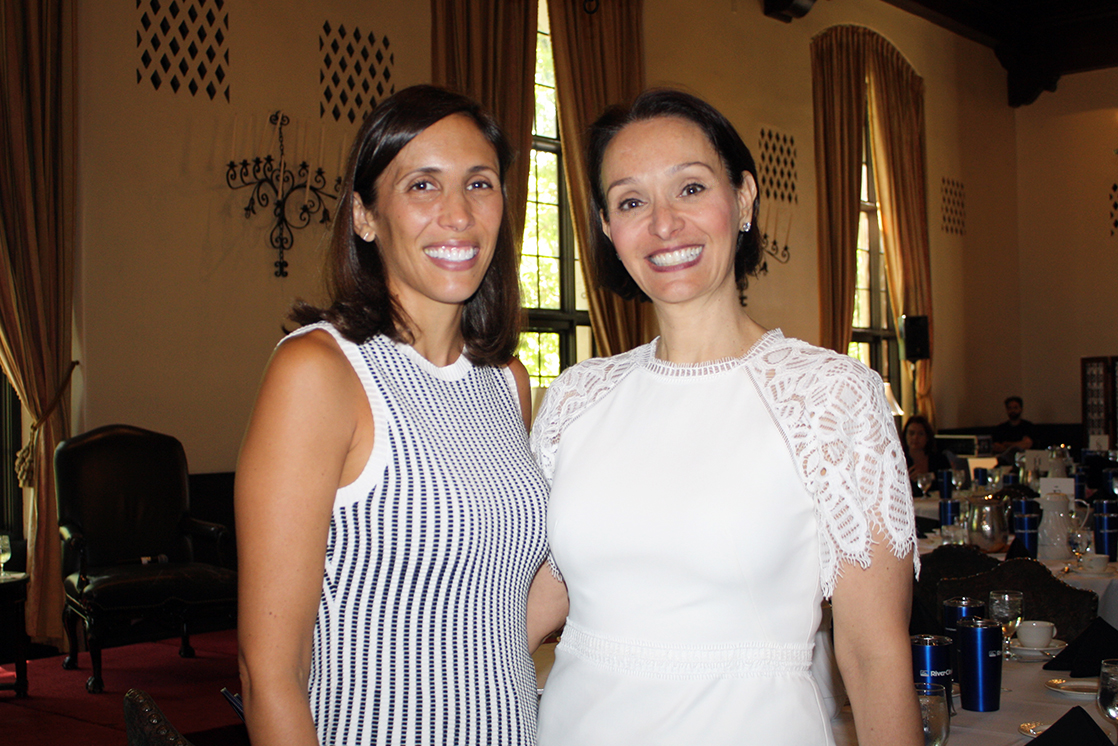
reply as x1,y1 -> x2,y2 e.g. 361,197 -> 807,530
290,323 -> 549,746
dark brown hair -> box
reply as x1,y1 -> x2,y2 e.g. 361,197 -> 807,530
585,88 -> 762,301
903,415 -> 938,459
291,85 -> 521,366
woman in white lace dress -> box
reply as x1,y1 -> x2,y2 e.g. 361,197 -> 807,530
529,90 -> 921,745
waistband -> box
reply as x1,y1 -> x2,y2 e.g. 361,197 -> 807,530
559,620 -> 814,680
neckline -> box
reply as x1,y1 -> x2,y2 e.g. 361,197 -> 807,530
391,338 -> 474,380
643,328 -> 783,378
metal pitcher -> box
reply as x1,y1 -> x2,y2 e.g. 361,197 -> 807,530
965,492 -> 1009,553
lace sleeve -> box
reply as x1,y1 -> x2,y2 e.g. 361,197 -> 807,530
750,339 -> 919,598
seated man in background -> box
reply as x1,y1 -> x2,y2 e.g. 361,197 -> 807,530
992,395 -> 1035,459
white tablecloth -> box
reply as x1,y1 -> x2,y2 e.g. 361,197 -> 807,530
912,499 -> 1118,629
832,658 -> 1114,745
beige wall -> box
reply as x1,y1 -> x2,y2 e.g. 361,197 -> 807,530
74,0 -> 430,472
71,0 -> 1116,474
1015,67 -> 1118,426
643,0 -> 1021,429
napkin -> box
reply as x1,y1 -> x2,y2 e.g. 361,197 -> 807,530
1044,617 -> 1118,678
1029,705 -> 1112,745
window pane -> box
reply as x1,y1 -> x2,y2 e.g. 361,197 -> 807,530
517,331 -> 561,388
521,149 -> 561,310
537,256 -> 560,309
573,240 -> 589,312
853,213 -> 871,328
519,254 -> 540,308
848,341 -> 870,367
534,150 -> 559,208
860,162 -> 869,203
576,325 -> 594,363
533,29 -> 558,139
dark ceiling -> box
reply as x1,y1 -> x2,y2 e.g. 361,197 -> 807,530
883,1 -> 1118,106
764,0 -> 1118,106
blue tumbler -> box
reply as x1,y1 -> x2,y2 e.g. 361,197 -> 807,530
973,467 -> 989,487
911,634 -> 955,715
939,498 -> 962,530
957,617 -> 1002,711
1013,513 -> 1039,558
1096,513 -> 1118,561
942,597 -> 985,682
938,469 -> 954,500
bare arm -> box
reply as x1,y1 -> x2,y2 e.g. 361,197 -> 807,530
526,563 -> 568,653
235,331 -> 371,746
508,357 -> 534,430
831,538 -> 922,746
512,358 -> 568,652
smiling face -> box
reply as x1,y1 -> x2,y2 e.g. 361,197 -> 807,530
599,116 -> 756,308
353,113 -> 503,317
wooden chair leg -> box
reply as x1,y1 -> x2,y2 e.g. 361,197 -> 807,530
179,620 -> 195,659
86,628 -> 104,693
61,605 -> 80,671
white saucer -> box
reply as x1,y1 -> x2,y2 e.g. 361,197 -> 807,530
1045,677 -> 1098,698
1009,638 -> 1067,660
1071,567 -> 1114,577
1018,721 -> 1049,738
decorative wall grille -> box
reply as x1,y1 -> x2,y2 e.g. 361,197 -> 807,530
320,22 -> 395,123
1109,182 -> 1117,237
136,0 -> 229,101
757,129 -> 798,205
941,177 -> 965,235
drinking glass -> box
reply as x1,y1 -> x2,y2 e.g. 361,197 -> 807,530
915,682 -> 950,746
0,534 -> 10,577
952,468 -> 968,491
1097,659 -> 1118,744
916,472 -> 935,496
988,590 -> 1023,660
1069,528 -> 1094,568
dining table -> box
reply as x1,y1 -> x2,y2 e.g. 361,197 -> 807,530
913,496 -> 1118,629
831,656 -> 1115,745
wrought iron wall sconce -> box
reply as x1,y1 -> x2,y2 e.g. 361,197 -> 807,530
225,111 -> 341,277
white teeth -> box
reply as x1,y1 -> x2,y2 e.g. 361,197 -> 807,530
649,247 -> 701,267
424,245 -> 479,262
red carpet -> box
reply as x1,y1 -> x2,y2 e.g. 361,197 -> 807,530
0,629 -> 247,745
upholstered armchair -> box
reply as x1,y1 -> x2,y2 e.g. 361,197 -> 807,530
55,424 -> 237,693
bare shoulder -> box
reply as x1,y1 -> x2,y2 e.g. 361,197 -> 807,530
266,328 -> 355,392
240,328 -> 366,480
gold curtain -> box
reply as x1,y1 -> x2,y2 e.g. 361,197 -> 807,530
547,0 -> 656,356
0,0 -> 77,645
431,0 -> 538,241
811,25 -> 936,421
810,26 -> 866,355
867,40 -> 936,423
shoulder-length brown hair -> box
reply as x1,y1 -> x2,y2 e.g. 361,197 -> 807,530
291,85 -> 521,366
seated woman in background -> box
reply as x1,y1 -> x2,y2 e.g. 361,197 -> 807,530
903,414 -> 952,495
236,85 -> 565,746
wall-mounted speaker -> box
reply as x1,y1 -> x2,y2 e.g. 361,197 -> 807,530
904,316 -> 929,361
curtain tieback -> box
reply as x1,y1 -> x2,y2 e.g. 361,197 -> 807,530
15,361 -> 80,487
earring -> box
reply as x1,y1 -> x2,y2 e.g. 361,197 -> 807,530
740,220 -> 751,233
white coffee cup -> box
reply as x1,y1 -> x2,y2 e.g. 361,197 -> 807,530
1016,620 -> 1057,648
1081,552 -> 1109,573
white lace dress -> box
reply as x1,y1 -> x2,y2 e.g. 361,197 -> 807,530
530,330 -> 917,746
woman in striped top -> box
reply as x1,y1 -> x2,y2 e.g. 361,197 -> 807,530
236,86 -> 567,746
